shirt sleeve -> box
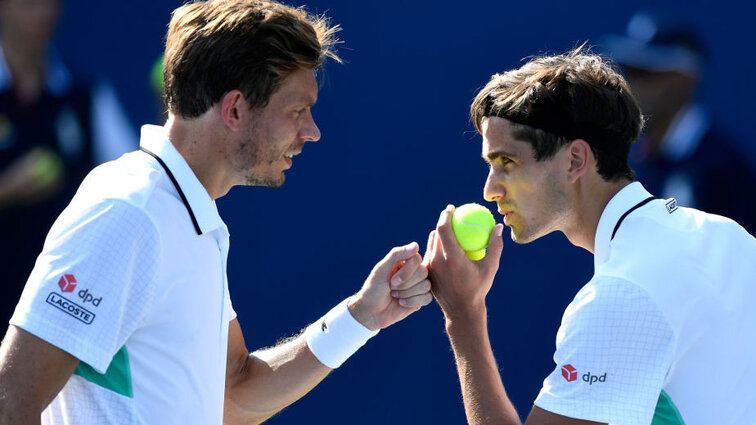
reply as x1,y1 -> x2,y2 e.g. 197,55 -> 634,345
534,277 -> 675,425
10,198 -> 160,373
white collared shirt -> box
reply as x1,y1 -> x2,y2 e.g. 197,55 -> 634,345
11,125 -> 236,424
535,182 -> 756,424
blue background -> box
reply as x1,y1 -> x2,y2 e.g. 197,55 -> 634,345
55,0 -> 754,422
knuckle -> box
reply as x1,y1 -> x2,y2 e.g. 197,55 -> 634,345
420,279 -> 431,292
389,246 -> 403,257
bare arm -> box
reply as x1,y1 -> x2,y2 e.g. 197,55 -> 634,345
224,242 -> 433,424
0,326 -> 79,425
224,319 -> 328,424
426,206 -> 603,425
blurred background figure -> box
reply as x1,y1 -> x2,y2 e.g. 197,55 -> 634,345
149,54 -> 166,123
601,11 -> 755,234
0,0 -> 137,325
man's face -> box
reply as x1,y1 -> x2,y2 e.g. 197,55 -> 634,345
481,117 -> 571,244
233,68 -> 321,188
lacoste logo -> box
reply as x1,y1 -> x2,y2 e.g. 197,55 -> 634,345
46,292 -> 95,324
321,320 -> 328,332
665,198 -> 678,214
58,274 -> 77,293
561,364 -> 607,385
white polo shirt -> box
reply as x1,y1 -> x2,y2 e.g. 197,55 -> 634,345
11,125 -> 236,424
534,182 -> 756,424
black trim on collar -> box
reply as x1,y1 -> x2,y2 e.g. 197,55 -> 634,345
140,147 -> 202,235
610,196 -> 656,241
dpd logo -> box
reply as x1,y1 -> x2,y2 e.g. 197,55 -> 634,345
561,364 -> 607,385
78,288 -> 102,307
561,364 -> 577,382
58,274 -> 77,293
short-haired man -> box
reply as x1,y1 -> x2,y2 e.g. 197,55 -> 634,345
425,48 -> 756,424
0,1 -> 432,424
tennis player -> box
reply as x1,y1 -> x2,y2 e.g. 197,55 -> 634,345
425,47 -> 756,424
0,1 -> 432,424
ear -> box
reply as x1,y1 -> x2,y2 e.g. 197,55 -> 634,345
566,139 -> 592,184
219,90 -> 248,132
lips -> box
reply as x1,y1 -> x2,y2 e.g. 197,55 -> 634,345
283,149 -> 302,168
499,210 -> 514,225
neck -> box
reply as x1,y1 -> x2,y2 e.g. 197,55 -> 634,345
563,177 -> 631,253
165,113 -> 234,200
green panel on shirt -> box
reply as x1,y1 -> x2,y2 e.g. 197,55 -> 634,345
652,390 -> 685,425
73,345 -> 133,398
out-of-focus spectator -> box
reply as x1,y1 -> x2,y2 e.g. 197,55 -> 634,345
149,54 -> 167,123
601,11 -> 755,234
0,0 -> 137,325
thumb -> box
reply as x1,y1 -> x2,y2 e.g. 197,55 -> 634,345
481,224 -> 504,269
375,242 -> 419,277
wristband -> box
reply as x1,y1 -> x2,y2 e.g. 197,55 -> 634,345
305,297 -> 379,368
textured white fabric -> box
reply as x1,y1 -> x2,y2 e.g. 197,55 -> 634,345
11,125 -> 236,424
535,182 -> 756,424
535,279 -> 674,424
305,298 -> 379,368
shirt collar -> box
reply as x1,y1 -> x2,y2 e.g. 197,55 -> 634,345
139,124 -> 225,236
594,181 -> 653,268
0,44 -> 73,95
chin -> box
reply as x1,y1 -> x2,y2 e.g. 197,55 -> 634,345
244,173 -> 285,188
510,227 -> 538,245
263,175 -> 285,188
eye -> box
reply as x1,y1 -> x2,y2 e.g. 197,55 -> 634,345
292,107 -> 307,118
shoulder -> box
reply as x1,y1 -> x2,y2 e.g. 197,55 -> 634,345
607,200 -> 753,268
599,202 -> 755,327
74,151 -> 167,212
48,153 -> 168,245
563,276 -> 669,334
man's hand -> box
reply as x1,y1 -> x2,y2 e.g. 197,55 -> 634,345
0,148 -> 64,210
348,242 -> 433,331
424,205 -> 504,321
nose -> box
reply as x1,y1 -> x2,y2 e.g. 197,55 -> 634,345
300,109 -> 321,142
483,168 -> 504,202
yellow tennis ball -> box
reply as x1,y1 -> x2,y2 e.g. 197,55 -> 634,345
451,203 -> 496,261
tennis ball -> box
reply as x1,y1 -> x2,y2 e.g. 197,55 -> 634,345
451,203 -> 496,261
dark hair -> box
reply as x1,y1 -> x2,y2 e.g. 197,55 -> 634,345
164,0 -> 340,118
471,46 -> 643,181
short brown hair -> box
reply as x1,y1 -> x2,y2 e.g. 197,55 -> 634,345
163,0 -> 340,118
471,47 -> 643,181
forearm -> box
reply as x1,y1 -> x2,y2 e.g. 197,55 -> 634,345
0,408 -> 41,425
445,307 -> 521,425
224,334 -> 330,424
0,326 -> 78,425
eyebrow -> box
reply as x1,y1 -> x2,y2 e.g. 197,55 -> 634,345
483,150 -> 518,162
